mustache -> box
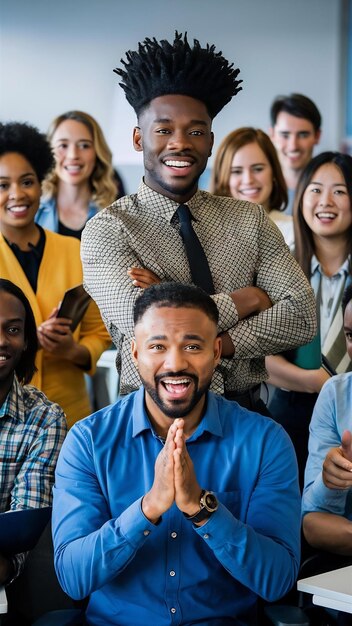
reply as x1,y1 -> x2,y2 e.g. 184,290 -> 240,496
155,371 -> 198,384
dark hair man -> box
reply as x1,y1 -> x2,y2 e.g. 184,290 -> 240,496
53,282 -> 301,626
81,33 -> 316,414
269,93 -> 322,215
0,279 -> 66,586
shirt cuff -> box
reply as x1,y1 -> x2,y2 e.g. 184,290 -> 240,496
193,501 -> 241,548
302,473 -> 349,516
211,293 -> 238,332
117,497 -> 159,548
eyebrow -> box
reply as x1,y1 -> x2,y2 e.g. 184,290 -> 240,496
5,317 -> 24,324
147,334 -> 205,342
53,137 -> 93,143
0,173 -> 35,180
308,181 -> 347,187
231,162 -> 266,168
153,117 -> 208,126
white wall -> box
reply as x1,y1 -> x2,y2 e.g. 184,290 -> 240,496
1,0 -> 345,193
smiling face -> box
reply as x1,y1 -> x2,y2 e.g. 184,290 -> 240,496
229,141 -> 273,210
0,291 -> 26,403
132,304 -> 221,434
133,94 -> 214,203
302,163 -> 352,242
0,152 -> 41,241
271,111 -> 320,175
51,119 -> 96,187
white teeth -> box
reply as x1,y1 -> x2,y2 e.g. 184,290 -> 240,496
65,166 -> 81,171
9,206 -> 28,213
317,212 -> 336,219
164,160 -> 191,168
0,356 -> 7,361
162,378 -> 189,385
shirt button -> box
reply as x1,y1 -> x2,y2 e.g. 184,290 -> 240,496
203,533 -> 209,539
171,608 -> 176,614
170,570 -> 176,577
171,532 -> 177,539
143,530 -> 150,536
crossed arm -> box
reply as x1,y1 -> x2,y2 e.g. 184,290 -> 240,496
127,267 -> 272,357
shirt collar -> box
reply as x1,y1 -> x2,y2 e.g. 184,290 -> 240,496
311,254 -> 350,278
0,375 -> 25,422
137,180 -> 204,223
132,386 -> 223,440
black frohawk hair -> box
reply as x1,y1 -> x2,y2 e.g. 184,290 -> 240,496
114,31 -> 242,119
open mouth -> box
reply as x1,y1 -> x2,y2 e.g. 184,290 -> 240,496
7,205 -> 30,217
160,377 -> 191,393
316,211 -> 337,221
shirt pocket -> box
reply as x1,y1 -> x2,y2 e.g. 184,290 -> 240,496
215,490 -> 242,517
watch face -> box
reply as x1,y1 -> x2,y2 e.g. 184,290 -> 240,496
203,491 -> 218,512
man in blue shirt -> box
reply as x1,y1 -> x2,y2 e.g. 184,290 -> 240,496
53,282 -> 301,626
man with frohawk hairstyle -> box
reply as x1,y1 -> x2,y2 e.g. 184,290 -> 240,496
81,32 -> 316,413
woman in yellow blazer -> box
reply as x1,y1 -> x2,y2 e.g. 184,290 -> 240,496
0,122 -> 111,427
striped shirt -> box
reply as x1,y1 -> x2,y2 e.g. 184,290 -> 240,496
0,377 -> 66,579
81,181 -> 316,395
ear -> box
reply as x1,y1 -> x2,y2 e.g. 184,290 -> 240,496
268,126 -> 275,140
209,132 -> 214,157
314,129 -> 322,145
133,126 -> 143,152
131,337 -> 138,367
213,336 -> 222,366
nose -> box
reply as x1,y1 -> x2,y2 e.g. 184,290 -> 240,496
66,142 -> 79,159
0,328 -> 9,347
163,347 -> 188,372
241,168 -> 254,184
319,190 -> 334,207
8,183 -> 24,201
287,134 -> 298,150
167,130 -> 193,152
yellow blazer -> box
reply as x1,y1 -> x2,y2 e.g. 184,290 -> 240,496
0,230 -> 111,427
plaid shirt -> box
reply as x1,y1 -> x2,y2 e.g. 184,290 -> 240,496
81,181 -> 316,395
0,377 -> 66,579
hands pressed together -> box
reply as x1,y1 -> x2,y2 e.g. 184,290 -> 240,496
142,419 -> 204,525
323,430 -> 352,490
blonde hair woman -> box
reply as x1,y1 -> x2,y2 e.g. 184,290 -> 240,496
210,127 -> 293,246
36,110 -> 118,239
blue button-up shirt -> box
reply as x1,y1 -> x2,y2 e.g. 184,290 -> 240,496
303,372 -> 352,519
53,388 -> 300,626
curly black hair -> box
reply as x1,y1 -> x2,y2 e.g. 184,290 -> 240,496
114,32 -> 242,119
0,121 -> 54,183
133,282 -> 219,326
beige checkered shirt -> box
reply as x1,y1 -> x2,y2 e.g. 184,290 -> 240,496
81,181 -> 316,394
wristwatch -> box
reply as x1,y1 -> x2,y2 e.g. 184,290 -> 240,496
183,490 -> 218,523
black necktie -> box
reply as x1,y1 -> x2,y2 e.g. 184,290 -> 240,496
176,204 -> 215,294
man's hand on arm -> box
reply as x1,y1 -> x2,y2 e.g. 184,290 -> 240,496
323,430 -> 352,489
230,287 -> 272,320
142,422 -> 177,524
127,267 -> 161,289
219,287 -> 273,358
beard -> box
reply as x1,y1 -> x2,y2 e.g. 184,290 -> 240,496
140,371 -> 211,419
